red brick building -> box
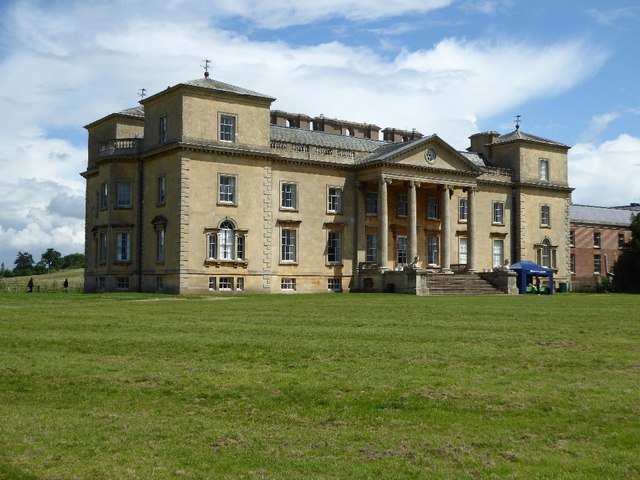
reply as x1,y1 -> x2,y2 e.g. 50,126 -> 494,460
569,204 -> 638,291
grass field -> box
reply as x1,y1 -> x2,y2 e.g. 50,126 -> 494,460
0,269 -> 84,293
1,292 -> 639,479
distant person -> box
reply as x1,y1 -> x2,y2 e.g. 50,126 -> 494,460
27,277 -> 34,293
63,278 -> 69,293
535,276 -> 541,295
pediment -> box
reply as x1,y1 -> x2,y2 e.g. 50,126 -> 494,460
365,135 -> 481,174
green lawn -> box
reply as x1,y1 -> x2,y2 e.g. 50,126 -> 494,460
1,293 -> 639,479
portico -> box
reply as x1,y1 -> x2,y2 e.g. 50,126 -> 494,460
356,174 -> 478,274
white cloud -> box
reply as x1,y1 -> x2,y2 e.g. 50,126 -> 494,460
579,112 -> 620,143
569,134 -> 640,206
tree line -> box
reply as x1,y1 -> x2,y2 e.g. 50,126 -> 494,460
0,249 -> 84,277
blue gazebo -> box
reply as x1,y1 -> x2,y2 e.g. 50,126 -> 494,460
509,260 -> 554,294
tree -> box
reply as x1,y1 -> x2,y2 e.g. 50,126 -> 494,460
13,251 -> 35,275
61,252 -> 85,269
613,213 -> 640,293
41,248 -> 62,271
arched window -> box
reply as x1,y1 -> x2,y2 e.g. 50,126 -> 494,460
536,238 -> 557,269
206,218 -> 247,263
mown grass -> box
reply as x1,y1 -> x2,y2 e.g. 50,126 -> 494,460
0,292 -> 639,479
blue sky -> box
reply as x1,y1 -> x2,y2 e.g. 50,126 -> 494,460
0,0 -> 639,269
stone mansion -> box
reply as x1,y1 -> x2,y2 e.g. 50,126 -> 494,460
82,74 -> 572,294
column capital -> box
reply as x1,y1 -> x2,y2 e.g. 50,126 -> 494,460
464,186 -> 478,194
408,180 -> 421,188
380,176 -> 392,185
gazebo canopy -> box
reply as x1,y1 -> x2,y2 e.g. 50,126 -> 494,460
509,260 -> 554,294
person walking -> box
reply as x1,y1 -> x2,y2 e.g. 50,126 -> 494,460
63,278 -> 69,293
27,277 -> 34,293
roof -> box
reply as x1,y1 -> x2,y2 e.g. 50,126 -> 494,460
270,125 -> 388,152
119,105 -> 144,118
510,260 -> 553,275
570,204 -> 636,226
180,77 -> 275,101
459,151 -> 488,167
493,128 -> 569,148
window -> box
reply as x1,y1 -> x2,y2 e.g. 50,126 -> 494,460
236,235 -> 245,261
618,233 -> 626,248
594,232 -> 601,248
540,158 -> 549,181
219,175 -> 236,204
366,192 -> 378,215
159,115 -> 167,144
99,232 -> 107,264
156,227 -> 165,262
281,182 -> 297,209
208,277 -> 216,291
97,277 -> 105,290
492,201 -> 504,225
100,182 -> 108,210
427,197 -> 439,219
219,114 -> 236,142
327,187 -> 342,213
540,205 -> 551,227
219,277 -> 233,291
156,276 -> 164,292
569,230 -> 575,247
396,194 -> 408,217
206,220 -> 246,262
116,277 -> 129,290
115,232 -> 131,263
281,278 -> 296,291
594,255 -> 601,274
366,234 -> 377,262
236,277 -> 244,291
327,231 -> 342,264
492,239 -> 504,268
397,236 -> 407,265
157,176 -> 166,205
281,229 -> 297,262
570,253 -> 576,274
328,278 -> 342,292
219,221 -> 234,260
458,198 -> 467,222
116,181 -> 131,208
459,237 -> 467,265
427,236 -> 439,265
536,238 -> 557,269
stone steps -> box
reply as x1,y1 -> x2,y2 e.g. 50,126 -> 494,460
425,274 -> 505,296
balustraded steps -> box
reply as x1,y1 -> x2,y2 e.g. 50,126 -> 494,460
425,273 -> 505,296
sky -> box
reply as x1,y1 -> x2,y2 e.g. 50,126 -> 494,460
0,0 -> 639,269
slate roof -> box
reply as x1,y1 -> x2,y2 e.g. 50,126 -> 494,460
119,105 -> 144,117
494,129 -> 569,148
181,77 -> 275,101
270,125 -> 388,152
570,204 -> 636,226
459,151 -> 488,167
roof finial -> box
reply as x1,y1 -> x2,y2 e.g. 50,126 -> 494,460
138,88 -> 147,100
202,58 -> 212,78
514,114 -> 522,130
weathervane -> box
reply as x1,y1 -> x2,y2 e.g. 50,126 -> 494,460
202,58 -> 212,78
138,88 -> 147,100
514,114 -> 522,130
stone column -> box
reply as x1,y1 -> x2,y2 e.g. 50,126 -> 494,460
355,181 -> 366,269
466,186 -> 477,273
408,181 -> 419,263
378,177 -> 390,270
441,184 -> 451,271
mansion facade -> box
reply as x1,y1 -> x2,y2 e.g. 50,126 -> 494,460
82,74 -> 572,294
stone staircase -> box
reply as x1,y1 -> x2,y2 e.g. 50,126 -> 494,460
425,273 -> 505,296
